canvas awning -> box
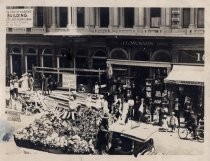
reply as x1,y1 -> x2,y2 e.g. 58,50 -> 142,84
107,59 -> 171,68
164,65 -> 204,86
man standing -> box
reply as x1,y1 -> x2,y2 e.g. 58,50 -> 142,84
174,98 -> 181,127
28,73 -> 34,91
96,113 -> 109,154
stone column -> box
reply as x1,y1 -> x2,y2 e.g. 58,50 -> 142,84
85,7 -> 90,28
95,8 -> 100,27
161,8 -> 166,27
72,7 -> 77,27
51,7 -> 56,28
67,7 -> 73,28
89,7 -> 96,26
33,7 -> 37,27
134,8 -> 139,27
113,7 -> 119,27
119,8 -> 124,28
165,8 -> 171,27
56,7 -> 60,27
109,8 -> 113,28
145,8 -> 150,28
189,8 -> 195,28
139,8 -> 144,27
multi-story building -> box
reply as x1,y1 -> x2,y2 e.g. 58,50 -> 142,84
6,7 -> 204,105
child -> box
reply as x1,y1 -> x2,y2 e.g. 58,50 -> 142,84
169,112 -> 178,132
162,115 -> 168,132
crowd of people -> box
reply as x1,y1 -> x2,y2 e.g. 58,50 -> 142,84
9,72 -> 34,99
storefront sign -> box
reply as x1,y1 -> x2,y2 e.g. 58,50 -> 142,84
5,110 -> 21,122
121,40 -> 169,47
62,73 -> 77,89
6,9 -> 33,27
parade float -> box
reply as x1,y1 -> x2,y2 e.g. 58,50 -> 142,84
13,92 -> 104,154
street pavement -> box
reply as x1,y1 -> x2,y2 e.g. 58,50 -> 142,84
0,89 -> 204,155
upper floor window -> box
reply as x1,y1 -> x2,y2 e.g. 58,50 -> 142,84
182,8 -> 190,28
150,8 -> 161,28
197,8 -> 204,28
100,8 -> 109,27
37,7 -> 44,27
124,8 -> 134,28
59,7 -> 68,27
77,7 -> 85,27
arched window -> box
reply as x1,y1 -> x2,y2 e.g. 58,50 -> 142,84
42,48 -> 53,67
92,50 -> 107,70
58,48 -> 72,68
25,47 -> 37,72
110,48 -> 128,59
10,46 -> 22,76
76,49 -> 88,69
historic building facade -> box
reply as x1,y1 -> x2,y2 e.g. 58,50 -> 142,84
6,7 -> 204,94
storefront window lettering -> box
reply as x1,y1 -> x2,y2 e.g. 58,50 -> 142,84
122,41 -> 153,46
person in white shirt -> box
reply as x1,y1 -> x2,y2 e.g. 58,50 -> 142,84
68,96 -> 77,120
13,76 -> 19,99
122,99 -> 130,124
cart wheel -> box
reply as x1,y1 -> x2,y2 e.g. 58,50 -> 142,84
196,128 -> 204,142
178,128 -> 188,139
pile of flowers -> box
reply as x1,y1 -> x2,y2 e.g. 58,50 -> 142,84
14,106 -> 103,154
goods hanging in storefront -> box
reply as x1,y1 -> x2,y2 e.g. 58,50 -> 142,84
14,105 -> 103,154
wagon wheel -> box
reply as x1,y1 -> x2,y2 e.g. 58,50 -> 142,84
178,128 -> 188,139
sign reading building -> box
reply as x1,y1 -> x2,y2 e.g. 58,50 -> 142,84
5,110 -> 21,122
6,9 -> 33,27
62,73 -> 77,89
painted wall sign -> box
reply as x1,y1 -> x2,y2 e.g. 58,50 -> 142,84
6,9 -> 33,27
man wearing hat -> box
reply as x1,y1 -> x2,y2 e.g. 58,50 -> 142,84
173,98 -> 181,127
186,111 -> 197,139
96,113 -> 109,154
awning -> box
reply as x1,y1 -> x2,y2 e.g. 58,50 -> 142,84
164,65 -> 204,86
107,59 -> 171,68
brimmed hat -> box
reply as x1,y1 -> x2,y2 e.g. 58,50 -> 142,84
102,113 -> 109,119
172,112 -> 175,115
163,115 -> 167,118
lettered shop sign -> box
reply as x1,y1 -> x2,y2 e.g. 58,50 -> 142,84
6,9 -> 33,27
62,73 -> 77,89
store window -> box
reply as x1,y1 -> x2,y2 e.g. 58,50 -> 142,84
197,8 -> 204,28
100,8 -> 109,27
25,47 -> 37,72
76,49 -> 88,69
92,50 -> 107,70
10,47 -> 22,76
182,8 -> 190,28
42,48 -> 53,67
59,7 -> 68,27
37,7 -> 44,27
59,48 -> 72,68
77,7 -> 85,27
110,49 -> 128,60
150,8 -> 161,28
124,8 -> 134,28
